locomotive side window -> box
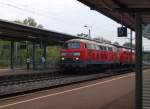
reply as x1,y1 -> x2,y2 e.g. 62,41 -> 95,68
91,44 -> 95,49
110,47 -> 113,51
113,47 -> 118,52
95,45 -> 99,50
103,46 -> 107,51
99,46 -> 103,50
101,46 -> 103,50
86,43 -> 92,49
84,44 -> 87,48
108,47 -> 113,51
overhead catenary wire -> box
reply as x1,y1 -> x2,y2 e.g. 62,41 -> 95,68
0,1 -> 122,36
0,1 -> 82,28
0,0 -> 149,55
0,0 -> 140,45
0,0 -> 58,16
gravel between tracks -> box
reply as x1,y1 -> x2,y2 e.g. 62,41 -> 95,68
0,68 -> 132,97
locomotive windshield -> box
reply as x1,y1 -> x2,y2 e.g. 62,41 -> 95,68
63,42 -> 80,49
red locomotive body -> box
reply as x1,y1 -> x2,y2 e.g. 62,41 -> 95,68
60,39 -> 134,70
118,47 -> 135,65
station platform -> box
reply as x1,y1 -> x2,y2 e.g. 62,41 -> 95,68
143,69 -> 150,108
0,72 -> 135,109
2,69 -> 150,109
101,92 -> 134,109
103,69 -> 150,109
0,68 -> 59,77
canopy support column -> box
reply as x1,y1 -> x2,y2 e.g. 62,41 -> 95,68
43,42 -> 47,69
10,41 -> 14,69
130,29 -> 133,53
135,12 -> 143,109
32,43 -> 36,70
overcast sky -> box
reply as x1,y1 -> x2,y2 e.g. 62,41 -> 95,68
0,0 -> 149,49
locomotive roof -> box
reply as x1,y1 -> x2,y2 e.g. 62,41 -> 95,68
67,39 -> 115,48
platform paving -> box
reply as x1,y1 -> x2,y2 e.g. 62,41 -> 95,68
143,69 -> 150,108
102,69 -> 150,109
100,92 -> 134,109
0,73 -> 135,109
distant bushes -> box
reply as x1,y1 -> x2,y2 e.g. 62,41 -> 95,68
0,40 -> 60,68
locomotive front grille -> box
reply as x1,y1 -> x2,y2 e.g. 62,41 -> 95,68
66,58 -> 78,61
61,57 -> 79,62
65,58 -> 74,61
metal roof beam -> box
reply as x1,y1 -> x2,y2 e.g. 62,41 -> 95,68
0,19 -> 79,45
111,0 -> 135,23
116,8 -> 150,13
112,0 -> 126,8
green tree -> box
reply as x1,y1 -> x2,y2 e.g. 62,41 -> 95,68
14,17 -> 43,28
0,40 -> 10,67
14,17 -> 44,67
14,17 -> 60,67
0,17 -> 45,68
0,17 -> 61,68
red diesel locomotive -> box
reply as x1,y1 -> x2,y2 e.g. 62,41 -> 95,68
60,39 -> 135,70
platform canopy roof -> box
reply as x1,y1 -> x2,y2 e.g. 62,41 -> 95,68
0,19 -> 80,45
78,0 -> 150,39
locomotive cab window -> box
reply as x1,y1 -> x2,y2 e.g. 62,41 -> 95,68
63,42 -> 80,49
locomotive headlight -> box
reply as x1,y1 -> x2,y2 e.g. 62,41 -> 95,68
61,57 -> 65,60
61,52 -> 67,56
75,57 -> 79,60
73,52 -> 80,56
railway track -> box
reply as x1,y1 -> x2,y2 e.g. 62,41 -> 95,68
0,71 -> 62,86
0,67 -> 135,98
0,67 -> 134,87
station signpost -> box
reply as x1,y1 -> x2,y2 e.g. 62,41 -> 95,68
117,27 -> 127,37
